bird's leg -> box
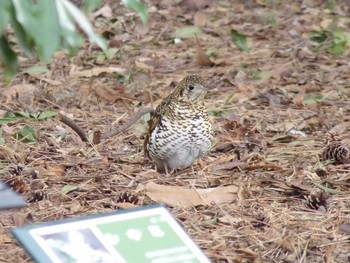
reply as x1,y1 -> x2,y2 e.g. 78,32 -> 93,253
164,163 -> 170,176
191,165 -> 195,176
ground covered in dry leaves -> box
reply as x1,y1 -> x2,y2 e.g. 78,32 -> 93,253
1,0 -> 350,262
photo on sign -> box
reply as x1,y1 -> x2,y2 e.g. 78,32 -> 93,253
31,227 -> 120,263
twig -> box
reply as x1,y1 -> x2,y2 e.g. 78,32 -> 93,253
58,112 -> 88,142
102,107 -> 153,140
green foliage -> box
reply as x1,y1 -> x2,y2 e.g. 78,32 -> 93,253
303,94 -> 325,105
122,0 -> 148,25
0,0 -> 148,81
325,0 -> 336,11
0,111 -> 57,124
83,0 -> 101,12
0,111 -> 57,144
0,0 -> 108,81
310,20 -> 350,56
0,130 -> 5,145
14,124 -> 37,144
231,29 -> 250,52
0,0 -> 149,81
260,10 -> 277,28
241,65 -> 270,82
174,26 -> 203,39
0,35 -> 18,79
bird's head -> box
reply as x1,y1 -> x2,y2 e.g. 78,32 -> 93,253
176,75 -> 207,103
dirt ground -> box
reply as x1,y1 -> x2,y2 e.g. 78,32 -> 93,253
1,0 -> 350,262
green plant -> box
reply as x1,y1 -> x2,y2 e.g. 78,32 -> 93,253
0,111 -> 57,124
0,0 -> 148,81
231,29 -> 250,52
310,20 -> 350,55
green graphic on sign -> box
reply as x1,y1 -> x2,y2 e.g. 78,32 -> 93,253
97,213 -> 202,263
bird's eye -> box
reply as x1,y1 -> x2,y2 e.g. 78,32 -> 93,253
188,84 -> 194,90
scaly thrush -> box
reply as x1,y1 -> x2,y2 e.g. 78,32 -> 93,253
144,75 -> 213,173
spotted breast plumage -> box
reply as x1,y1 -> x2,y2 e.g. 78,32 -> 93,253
144,75 -> 213,173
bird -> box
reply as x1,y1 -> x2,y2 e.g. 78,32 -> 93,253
144,75 -> 213,174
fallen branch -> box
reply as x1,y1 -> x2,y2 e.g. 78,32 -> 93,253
58,112 -> 88,142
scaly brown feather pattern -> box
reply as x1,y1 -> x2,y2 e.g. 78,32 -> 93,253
144,75 -> 213,173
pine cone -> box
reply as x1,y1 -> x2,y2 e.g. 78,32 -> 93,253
3,175 -> 30,194
115,191 -> 139,204
304,191 -> 329,210
321,142 -> 350,164
27,190 -> 47,203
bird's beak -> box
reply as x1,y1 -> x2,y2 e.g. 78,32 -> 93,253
194,83 -> 208,100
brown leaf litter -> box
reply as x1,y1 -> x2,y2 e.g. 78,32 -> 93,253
1,1 -> 350,262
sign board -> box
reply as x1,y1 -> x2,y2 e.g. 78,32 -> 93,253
0,180 -> 26,209
12,205 -> 210,263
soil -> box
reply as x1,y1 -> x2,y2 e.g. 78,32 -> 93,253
1,0 -> 350,262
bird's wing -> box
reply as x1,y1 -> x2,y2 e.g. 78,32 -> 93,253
143,107 -> 162,158
143,91 -> 178,158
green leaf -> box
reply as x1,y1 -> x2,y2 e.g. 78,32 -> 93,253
105,48 -> 119,60
0,34 -> 18,81
37,111 -> 57,120
231,29 -> 250,52
253,70 -> 270,82
83,0 -> 101,12
14,124 -> 37,144
4,111 -> 57,121
57,0 -> 107,51
0,129 -> 5,145
325,0 -> 336,10
310,28 -> 349,55
303,94 -> 324,105
24,65 -> 50,74
122,0 -> 148,25
0,117 -> 22,125
333,29 -> 347,45
309,30 -> 328,43
12,0 -> 60,61
6,111 -> 32,119
62,184 -> 79,194
9,1 -> 35,56
55,0 -> 87,51
329,43 -> 346,55
174,26 -> 202,39
0,0 -> 11,33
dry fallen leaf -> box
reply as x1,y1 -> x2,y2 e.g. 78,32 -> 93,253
218,214 -> 242,225
195,36 -> 214,67
339,224 -> 350,235
95,86 -> 121,101
71,67 -> 127,78
44,164 -> 67,179
62,184 -> 79,194
145,182 -> 238,208
12,213 -> 33,227
328,123 -> 347,135
0,145 -> 20,161
0,232 -> 13,243
194,11 -> 207,27
3,84 -> 36,106
115,203 -> 140,209
214,159 -> 243,170
92,4 -> 112,19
